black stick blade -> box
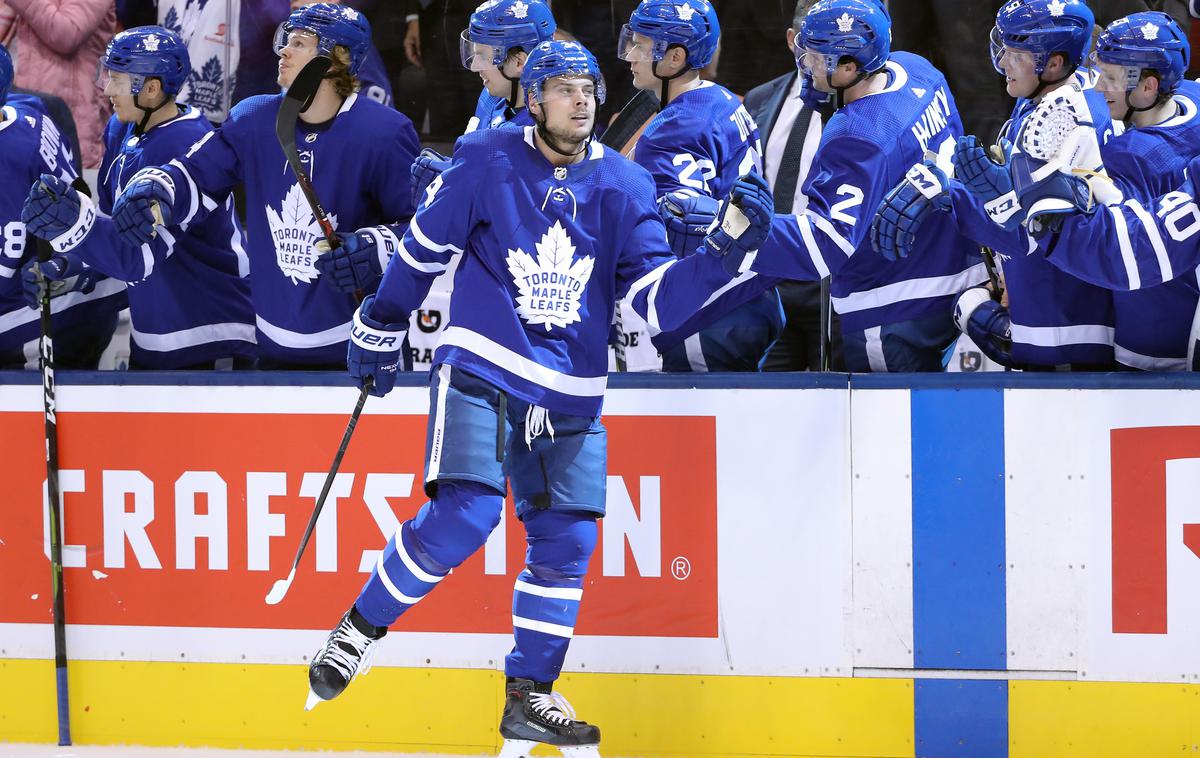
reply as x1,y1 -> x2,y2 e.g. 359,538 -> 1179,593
276,56 -> 332,152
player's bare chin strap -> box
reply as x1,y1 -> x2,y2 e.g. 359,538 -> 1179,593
133,91 -> 171,135
1029,66 -> 1074,103
533,112 -> 591,160
652,59 -> 690,110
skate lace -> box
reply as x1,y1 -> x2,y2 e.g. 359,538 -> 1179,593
527,691 -> 577,726
317,618 -> 378,681
524,405 -> 556,449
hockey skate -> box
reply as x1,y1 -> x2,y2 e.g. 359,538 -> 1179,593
305,607 -> 386,710
497,677 -> 601,758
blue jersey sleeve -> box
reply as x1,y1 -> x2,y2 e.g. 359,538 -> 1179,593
1036,163 -> 1200,290
158,102 -> 251,229
369,133 -> 484,323
750,134 -> 883,281
615,169 -> 754,335
371,114 -> 420,225
35,109 -> 79,185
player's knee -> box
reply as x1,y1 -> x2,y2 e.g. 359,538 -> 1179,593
522,509 -> 598,581
410,479 -> 504,569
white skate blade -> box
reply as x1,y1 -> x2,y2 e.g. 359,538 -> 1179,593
498,741 -> 601,758
304,689 -> 324,711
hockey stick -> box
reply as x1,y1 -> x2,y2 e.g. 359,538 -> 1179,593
265,380 -> 372,605
600,90 -> 659,371
276,56 -> 341,252
33,181 -> 73,746
600,88 -> 658,155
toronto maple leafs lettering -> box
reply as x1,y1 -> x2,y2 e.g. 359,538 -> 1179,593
266,182 -> 338,285
506,221 -> 594,329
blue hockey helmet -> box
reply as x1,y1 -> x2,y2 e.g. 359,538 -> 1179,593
0,43 -> 11,107
797,0 -> 891,79
460,0 -> 556,71
99,26 -> 190,96
274,3 -> 371,76
618,0 -> 720,70
1093,12 -> 1190,96
521,40 -> 607,106
990,0 -> 1095,76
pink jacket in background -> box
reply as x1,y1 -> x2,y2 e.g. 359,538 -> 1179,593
7,0 -> 115,168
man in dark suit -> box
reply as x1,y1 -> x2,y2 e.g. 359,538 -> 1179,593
742,0 -> 842,371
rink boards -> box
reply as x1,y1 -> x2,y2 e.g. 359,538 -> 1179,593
1,371 -> 1199,757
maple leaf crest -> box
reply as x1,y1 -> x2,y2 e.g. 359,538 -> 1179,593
1140,22 -> 1159,41
185,56 -> 225,118
143,34 -> 161,52
510,1 -> 529,18
265,183 -> 338,285
836,12 -> 855,32
163,7 -> 181,35
1047,0 -> 1066,17
676,4 -> 696,22
506,221 -> 594,331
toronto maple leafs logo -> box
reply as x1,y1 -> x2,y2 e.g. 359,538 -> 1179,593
1140,22 -> 1159,41
510,0 -> 529,19
506,221 -> 594,330
1047,0 -> 1066,17
187,56 -> 225,118
676,3 -> 696,21
143,34 -> 161,52
836,12 -> 855,32
266,184 -> 339,285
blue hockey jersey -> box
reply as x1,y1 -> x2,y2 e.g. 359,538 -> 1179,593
0,102 -> 122,368
629,80 -> 783,369
151,92 -> 420,366
947,69 -> 1118,367
370,125 -> 758,416
466,89 -> 534,133
66,106 -> 255,369
750,52 -> 983,333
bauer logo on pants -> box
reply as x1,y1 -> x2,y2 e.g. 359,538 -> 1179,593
0,403 -> 718,638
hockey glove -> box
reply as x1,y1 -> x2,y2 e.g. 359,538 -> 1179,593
315,228 -> 393,293
411,148 -> 451,209
703,172 -> 774,276
870,161 -> 951,261
112,167 -> 174,247
953,286 -> 1015,368
21,253 -> 102,309
658,190 -> 718,258
952,135 -> 1024,227
348,294 -> 407,397
21,174 -> 97,252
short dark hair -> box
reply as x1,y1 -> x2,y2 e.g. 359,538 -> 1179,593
793,0 -> 823,29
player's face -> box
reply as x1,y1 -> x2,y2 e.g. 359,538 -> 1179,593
277,29 -> 320,88
1094,60 -> 1153,117
797,50 -> 836,93
622,32 -> 660,91
478,53 -> 524,98
98,69 -> 140,123
998,46 -> 1039,98
534,76 -> 597,146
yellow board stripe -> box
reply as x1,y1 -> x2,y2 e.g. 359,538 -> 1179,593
1009,680 -> 1200,757
0,659 -> 913,757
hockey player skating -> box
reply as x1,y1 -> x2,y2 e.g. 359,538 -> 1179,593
618,0 -> 783,372
726,0 -> 980,371
0,42 -> 123,369
21,27 -> 256,370
872,0 -> 1118,370
111,3 -> 419,369
304,39 -> 773,757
